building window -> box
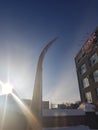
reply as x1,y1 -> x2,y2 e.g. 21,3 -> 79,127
83,77 -> 89,88
80,64 -> 87,74
93,70 -> 98,82
95,88 -> 98,98
85,92 -> 92,103
89,53 -> 98,66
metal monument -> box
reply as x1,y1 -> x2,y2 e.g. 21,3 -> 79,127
31,37 -> 58,130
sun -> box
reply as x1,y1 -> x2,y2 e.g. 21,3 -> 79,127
2,82 -> 13,95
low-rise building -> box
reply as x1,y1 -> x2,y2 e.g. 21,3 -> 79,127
75,27 -> 98,103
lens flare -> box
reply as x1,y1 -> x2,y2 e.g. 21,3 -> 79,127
2,82 -> 13,95
0,95 -> 8,130
12,93 -> 40,130
0,80 -> 40,129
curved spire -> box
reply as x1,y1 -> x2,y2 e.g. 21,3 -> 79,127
37,37 -> 58,69
31,37 -> 58,129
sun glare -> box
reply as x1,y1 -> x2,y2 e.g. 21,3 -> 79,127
2,82 -> 13,94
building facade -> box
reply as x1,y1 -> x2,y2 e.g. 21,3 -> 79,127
75,27 -> 98,103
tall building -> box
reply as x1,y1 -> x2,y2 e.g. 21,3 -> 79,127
75,27 -> 98,103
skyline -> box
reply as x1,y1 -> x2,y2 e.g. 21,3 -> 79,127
0,0 -> 98,103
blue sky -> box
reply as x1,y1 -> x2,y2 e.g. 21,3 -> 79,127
0,0 -> 98,103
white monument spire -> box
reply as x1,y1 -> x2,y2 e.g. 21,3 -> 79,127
31,37 -> 58,130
